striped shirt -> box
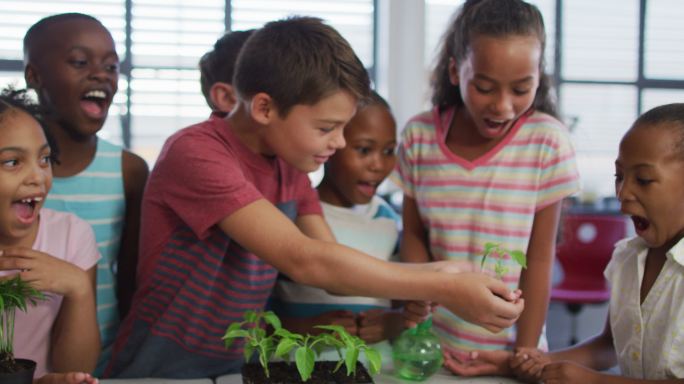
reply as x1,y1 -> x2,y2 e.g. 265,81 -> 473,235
393,107 -> 579,355
44,138 -> 124,374
106,115 -> 322,379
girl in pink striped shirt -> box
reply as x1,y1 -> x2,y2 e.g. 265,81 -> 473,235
395,0 -> 579,373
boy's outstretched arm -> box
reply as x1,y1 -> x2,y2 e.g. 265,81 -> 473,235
117,150 -> 149,319
219,199 -> 524,333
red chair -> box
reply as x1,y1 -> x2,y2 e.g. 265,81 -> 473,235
551,213 -> 628,345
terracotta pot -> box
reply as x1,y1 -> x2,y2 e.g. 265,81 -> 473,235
0,359 -> 36,384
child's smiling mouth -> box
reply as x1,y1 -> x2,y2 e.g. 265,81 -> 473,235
483,118 -> 512,136
631,215 -> 650,233
80,89 -> 110,119
11,196 -> 42,224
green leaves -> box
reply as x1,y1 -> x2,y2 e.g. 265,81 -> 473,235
275,338 -> 298,359
262,311 -> 282,330
224,311 -> 383,381
295,347 -> 315,381
481,242 -> 527,279
510,250 -> 527,269
0,276 -> 44,356
364,348 -> 382,374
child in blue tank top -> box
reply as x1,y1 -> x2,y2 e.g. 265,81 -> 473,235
23,13 -> 149,375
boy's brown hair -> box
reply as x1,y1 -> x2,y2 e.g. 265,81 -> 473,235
198,29 -> 254,109
233,16 -> 370,117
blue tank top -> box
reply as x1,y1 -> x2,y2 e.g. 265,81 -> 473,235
44,138 -> 125,375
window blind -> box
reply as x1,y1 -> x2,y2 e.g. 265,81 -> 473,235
230,0 -> 374,67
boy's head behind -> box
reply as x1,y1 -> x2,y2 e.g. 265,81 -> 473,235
199,29 -> 255,114
233,16 -> 370,118
318,91 -> 397,207
616,103 -> 684,250
23,13 -> 119,140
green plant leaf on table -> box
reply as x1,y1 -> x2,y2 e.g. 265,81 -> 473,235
295,346 -> 316,381
224,310 -> 382,381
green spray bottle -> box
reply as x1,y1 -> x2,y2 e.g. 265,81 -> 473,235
392,318 -> 443,381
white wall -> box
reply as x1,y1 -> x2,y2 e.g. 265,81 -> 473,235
375,0 -> 430,131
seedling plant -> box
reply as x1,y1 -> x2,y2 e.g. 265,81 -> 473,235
0,276 -> 44,372
223,310 -> 381,382
480,242 -> 527,280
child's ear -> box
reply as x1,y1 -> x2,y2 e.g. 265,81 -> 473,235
249,93 -> 276,125
209,82 -> 237,114
448,57 -> 459,86
24,63 -> 41,89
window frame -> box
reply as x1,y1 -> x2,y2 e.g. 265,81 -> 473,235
0,0 -> 378,152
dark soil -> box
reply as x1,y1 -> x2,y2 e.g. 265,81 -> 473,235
242,361 -> 374,384
0,357 -> 36,384
0,353 -> 24,374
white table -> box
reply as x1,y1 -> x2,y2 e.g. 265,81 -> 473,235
102,379 -> 213,384
101,367 -> 521,384
214,367 -> 522,384
101,343 -> 522,384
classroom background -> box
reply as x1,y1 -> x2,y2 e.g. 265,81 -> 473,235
1,0 -> 681,350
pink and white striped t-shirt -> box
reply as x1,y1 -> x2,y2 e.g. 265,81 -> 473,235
393,107 -> 580,355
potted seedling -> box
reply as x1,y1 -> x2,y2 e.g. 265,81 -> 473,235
480,242 -> 527,280
223,310 -> 381,383
0,276 -> 44,384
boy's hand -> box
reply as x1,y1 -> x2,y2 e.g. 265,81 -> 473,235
541,361 -> 601,384
444,349 -> 513,377
402,300 -> 436,328
511,347 -> 551,382
0,248 -> 91,299
444,272 -> 524,333
34,372 -> 98,384
311,310 -> 358,336
356,309 -> 403,343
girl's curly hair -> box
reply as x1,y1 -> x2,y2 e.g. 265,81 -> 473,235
0,87 -> 59,163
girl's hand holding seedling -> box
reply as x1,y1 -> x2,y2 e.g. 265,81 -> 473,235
0,248 -> 92,299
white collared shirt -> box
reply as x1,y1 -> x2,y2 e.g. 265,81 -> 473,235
606,236 -> 684,379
